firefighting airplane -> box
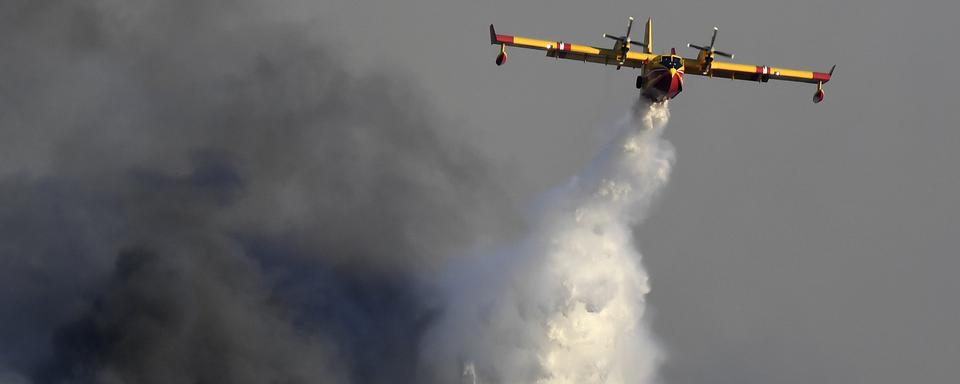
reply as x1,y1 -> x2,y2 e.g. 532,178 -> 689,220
490,17 -> 834,103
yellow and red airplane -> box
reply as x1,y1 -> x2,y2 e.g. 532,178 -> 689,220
490,17 -> 834,103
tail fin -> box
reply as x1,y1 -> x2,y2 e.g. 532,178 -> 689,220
643,17 -> 653,54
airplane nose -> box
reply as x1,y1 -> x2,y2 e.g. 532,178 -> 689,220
649,69 -> 683,100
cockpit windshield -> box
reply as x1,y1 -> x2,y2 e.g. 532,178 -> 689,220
660,56 -> 683,69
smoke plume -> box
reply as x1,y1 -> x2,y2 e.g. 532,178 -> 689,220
1,1 -> 674,383
0,1 -> 514,383
422,100 -> 674,383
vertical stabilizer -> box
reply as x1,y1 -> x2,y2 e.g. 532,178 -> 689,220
643,17 -> 653,53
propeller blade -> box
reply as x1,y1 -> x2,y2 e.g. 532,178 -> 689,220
714,50 -> 734,58
625,17 -> 635,39
604,34 -> 625,41
688,43 -> 709,51
710,26 -> 718,47
630,40 -> 645,46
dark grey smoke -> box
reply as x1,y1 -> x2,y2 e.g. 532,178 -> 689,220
0,1 -> 516,383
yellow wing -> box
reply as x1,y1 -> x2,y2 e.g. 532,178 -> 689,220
682,58 -> 833,85
490,25 -> 656,69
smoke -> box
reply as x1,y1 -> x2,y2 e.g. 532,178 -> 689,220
1,1 -> 675,383
0,0 -> 515,383
421,100 -> 674,383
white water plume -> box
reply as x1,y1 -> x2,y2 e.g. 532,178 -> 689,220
422,99 -> 675,384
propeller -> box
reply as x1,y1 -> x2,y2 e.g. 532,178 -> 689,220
603,16 -> 635,44
687,26 -> 735,58
687,26 -> 735,74
603,17 -> 636,69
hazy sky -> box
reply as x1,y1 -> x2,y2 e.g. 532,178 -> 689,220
303,0 -> 960,383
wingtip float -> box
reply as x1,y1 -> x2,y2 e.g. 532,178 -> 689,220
489,18 -> 833,104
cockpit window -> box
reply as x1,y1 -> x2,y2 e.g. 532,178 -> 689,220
660,56 -> 683,69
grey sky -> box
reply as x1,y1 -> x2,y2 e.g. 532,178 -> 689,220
304,0 -> 960,383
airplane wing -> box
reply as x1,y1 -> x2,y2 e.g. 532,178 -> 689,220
682,58 -> 833,85
490,25 -> 656,69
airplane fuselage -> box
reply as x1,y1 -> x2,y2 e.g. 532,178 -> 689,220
640,54 -> 684,102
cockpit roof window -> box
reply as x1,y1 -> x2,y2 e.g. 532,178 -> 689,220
661,56 -> 682,69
